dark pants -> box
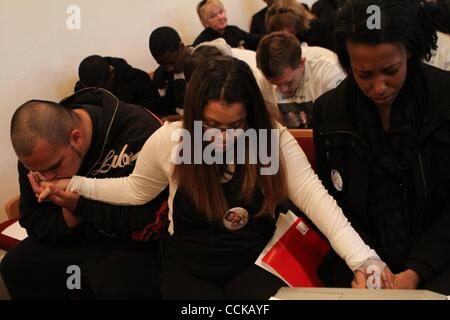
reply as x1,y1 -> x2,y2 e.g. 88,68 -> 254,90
160,260 -> 286,300
0,237 -> 160,300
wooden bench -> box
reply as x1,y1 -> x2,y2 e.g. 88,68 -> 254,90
288,129 -> 316,171
0,196 -> 21,251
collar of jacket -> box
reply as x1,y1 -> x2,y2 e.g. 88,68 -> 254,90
317,63 -> 450,144
59,87 -> 121,176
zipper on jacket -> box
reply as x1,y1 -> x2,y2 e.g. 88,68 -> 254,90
85,90 -> 121,177
418,151 -> 428,196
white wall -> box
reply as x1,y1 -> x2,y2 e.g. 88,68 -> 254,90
0,0 -> 317,219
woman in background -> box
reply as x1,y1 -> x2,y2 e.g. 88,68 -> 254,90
193,0 -> 261,51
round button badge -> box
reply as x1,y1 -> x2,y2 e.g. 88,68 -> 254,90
331,169 -> 344,192
223,207 -> 249,231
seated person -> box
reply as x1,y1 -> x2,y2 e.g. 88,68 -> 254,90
75,55 -> 160,112
313,0 -> 450,295
1,88 -> 168,299
311,0 -> 339,35
426,30 -> 450,71
250,0 -> 275,36
421,2 -> 450,71
256,31 -> 345,128
193,0 -> 261,51
266,0 -> 335,51
421,0 -> 450,35
38,56 -> 394,299
185,38 -> 281,120
149,26 -> 192,117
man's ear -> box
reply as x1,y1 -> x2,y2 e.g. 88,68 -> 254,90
69,129 -> 83,147
299,56 -> 306,67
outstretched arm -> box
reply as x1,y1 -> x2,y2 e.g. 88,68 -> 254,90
67,123 -> 172,205
280,127 -> 394,287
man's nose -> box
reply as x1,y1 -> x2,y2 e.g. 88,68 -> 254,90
278,85 -> 289,95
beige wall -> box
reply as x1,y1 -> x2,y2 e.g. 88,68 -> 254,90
0,0 -> 317,220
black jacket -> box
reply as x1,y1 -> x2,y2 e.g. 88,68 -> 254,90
250,7 -> 268,36
311,0 -> 338,36
18,88 -> 168,244
313,64 -> 450,283
75,57 -> 161,113
193,26 -> 261,51
298,18 -> 334,52
152,67 -> 186,117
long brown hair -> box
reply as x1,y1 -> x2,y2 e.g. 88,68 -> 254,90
172,56 -> 288,221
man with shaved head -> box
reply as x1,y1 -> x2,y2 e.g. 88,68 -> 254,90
2,89 -> 168,299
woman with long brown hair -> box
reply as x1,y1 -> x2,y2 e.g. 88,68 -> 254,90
36,56 -> 392,299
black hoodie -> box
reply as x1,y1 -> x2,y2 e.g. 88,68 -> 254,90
75,57 -> 161,113
18,88 -> 168,244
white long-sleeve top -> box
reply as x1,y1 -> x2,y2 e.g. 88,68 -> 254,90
68,121 -> 378,271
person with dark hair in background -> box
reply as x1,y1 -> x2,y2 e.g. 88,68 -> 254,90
313,0 -> 450,295
37,56 -> 394,299
421,0 -> 450,70
149,27 -> 192,117
75,55 -> 160,113
311,0 -> 339,35
250,0 -> 276,36
194,0 -> 261,50
1,89 -> 168,299
422,0 -> 450,34
266,0 -> 335,51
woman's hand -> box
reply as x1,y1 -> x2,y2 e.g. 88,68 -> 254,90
37,184 -> 80,212
352,259 -> 395,289
28,173 -> 77,210
28,173 -> 70,194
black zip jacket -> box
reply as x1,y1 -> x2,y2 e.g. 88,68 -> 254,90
18,88 -> 168,244
75,57 -> 161,113
313,63 -> 450,283
193,26 -> 261,51
152,66 -> 186,117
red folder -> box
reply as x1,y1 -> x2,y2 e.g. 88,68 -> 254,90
260,215 -> 330,287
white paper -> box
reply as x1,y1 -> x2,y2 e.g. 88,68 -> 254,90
1,221 -> 28,241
